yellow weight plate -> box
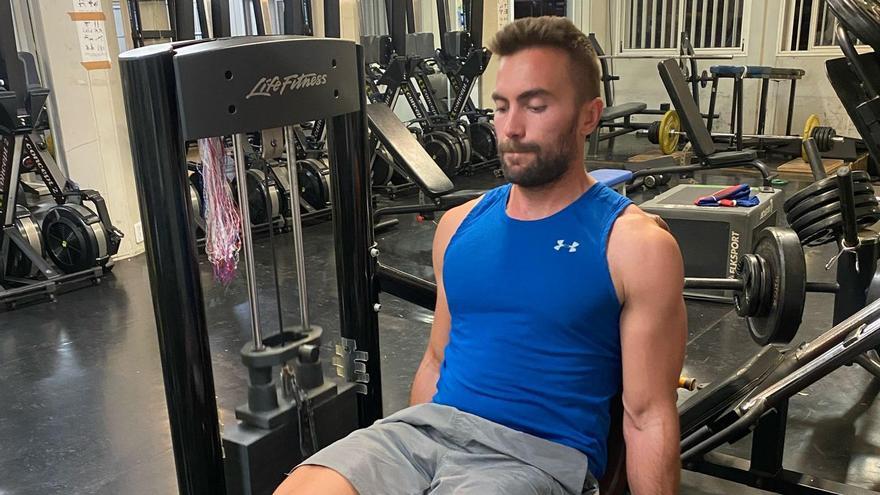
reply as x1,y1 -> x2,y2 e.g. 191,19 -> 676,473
801,113 -> 820,162
659,110 -> 681,155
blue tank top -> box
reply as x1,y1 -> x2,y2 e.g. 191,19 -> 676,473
433,182 -> 632,479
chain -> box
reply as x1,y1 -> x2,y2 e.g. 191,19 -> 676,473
281,364 -> 318,458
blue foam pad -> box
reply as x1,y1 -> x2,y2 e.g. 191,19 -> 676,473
590,169 -> 633,188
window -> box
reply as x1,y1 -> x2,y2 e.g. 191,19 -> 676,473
619,0 -> 748,52
781,0 -> 863,52
112,1 -> 128,52
513,0 -> 567,19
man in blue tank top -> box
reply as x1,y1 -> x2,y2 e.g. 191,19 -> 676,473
277,16 -> 686,495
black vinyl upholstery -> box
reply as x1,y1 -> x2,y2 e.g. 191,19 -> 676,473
657,59 -> 717,158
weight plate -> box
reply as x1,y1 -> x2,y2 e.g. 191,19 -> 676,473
371,146 -> 395,186
785,182 -> 875,221
790,194 -> 879,232
647,121 -> 661,145
812,126 -> 837,152
298,158 -> 331,210
42,204 -> 103,274
801,113 -> 820,162
746,227 -> 806,345
469,122 -> 497,161
659,110 -> 681,155
422,132 -> 457,177
798,204 -> 880,247
733,254 -> 760,318
783,171 -> 871,212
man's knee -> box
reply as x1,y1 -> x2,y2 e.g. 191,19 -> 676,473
274,465 -> 358,495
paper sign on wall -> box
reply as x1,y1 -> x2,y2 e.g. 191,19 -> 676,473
72,0 -> 102,12
69,0 -> 111,70
498,2 -> 509,29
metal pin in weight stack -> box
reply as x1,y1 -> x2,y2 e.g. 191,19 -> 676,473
283,125 -> 311,331
232,133 -> 265,351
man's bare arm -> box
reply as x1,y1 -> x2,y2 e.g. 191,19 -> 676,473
610,212 -> 687,494
409,200 -> 478,405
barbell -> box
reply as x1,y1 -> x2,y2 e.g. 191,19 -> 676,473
644,110 -> 843,160
597,54 -> 734,60
682,227 -> 838,345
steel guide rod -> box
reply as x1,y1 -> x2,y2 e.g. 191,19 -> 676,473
283,125 -> 311,330
232,133 -> 265,351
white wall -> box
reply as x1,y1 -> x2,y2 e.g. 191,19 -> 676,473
27,1 -> 144,259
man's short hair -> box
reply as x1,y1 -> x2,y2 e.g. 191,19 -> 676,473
488,16 -> 600,104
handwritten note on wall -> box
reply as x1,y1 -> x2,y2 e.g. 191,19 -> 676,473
498,2 -> 509,29
73,0 -> 102,12
69,0 -> 111,70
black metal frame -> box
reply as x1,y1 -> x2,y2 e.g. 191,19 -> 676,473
119,36 -> 387,492
705,70 -> 801,148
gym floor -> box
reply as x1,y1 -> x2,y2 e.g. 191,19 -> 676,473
1,144 -> 879,494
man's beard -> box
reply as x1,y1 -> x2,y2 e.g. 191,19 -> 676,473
498,119 -> 579,188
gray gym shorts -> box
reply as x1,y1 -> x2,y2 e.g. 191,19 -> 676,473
292,402 -> 600,494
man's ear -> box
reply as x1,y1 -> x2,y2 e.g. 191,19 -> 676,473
580,97 -> 604,138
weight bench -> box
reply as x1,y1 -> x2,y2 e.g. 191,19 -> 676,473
586,34 -> 650,158
635,59 -> 772,187
367,103 -> 486,218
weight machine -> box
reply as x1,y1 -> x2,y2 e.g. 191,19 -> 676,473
674,2 -> 880,491
0,0 -> 122,308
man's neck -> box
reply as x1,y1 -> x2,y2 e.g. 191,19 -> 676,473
506,165 -> 596,221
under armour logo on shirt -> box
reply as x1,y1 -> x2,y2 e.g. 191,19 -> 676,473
554,240 -> 579,253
